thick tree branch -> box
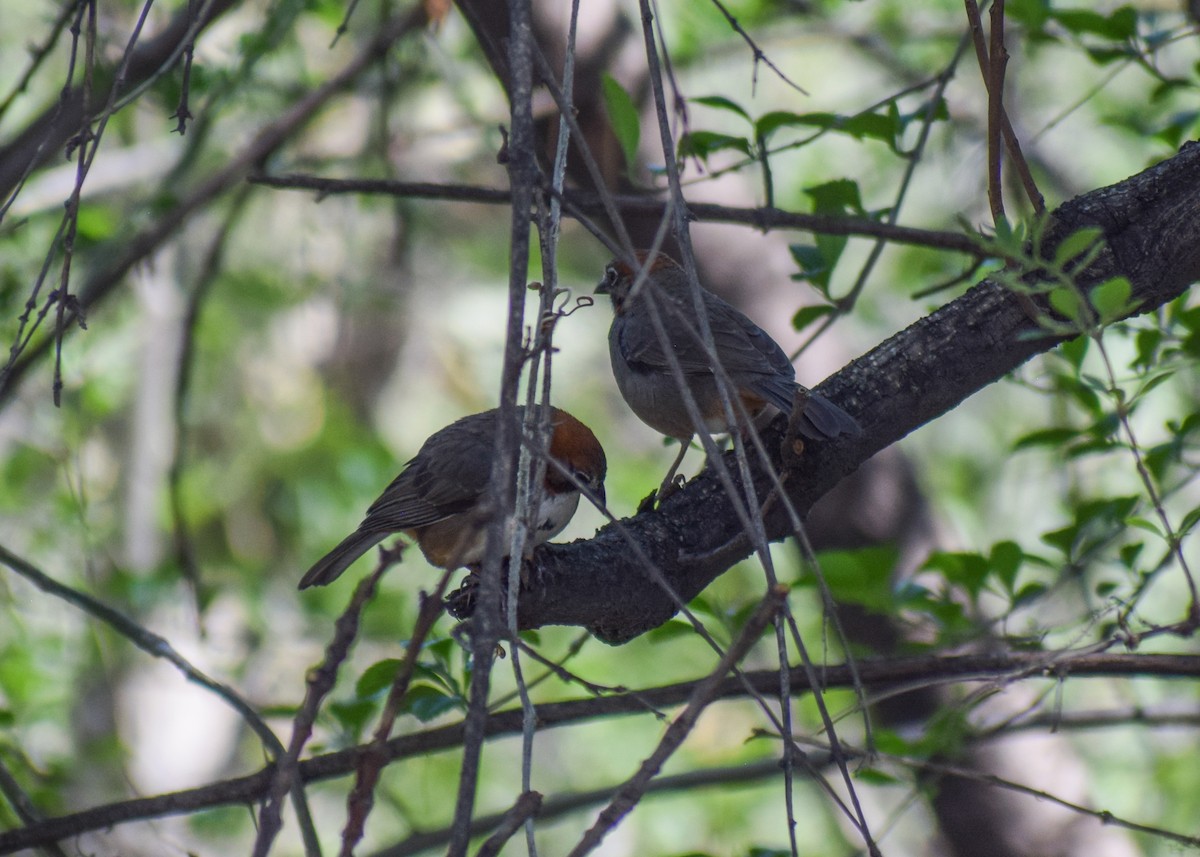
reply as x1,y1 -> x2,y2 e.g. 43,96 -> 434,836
495,141 -> 1200,644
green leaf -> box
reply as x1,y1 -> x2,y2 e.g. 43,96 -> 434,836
1007,0 -> 1051,30
789,244 -> 833,289
1119,542 -> 1145,569
805,178 -> 864,214
645,618 -> 698,643
691,94 -> 751,121
677,131 -> 753,162
601,74 -> 641,172
755,110 -> 823,140
923,551 -> 990,598
1013,582 -> 1048,607
401,683 -> 462,722
792,304 -> 837,333
1012,427 -> 1081,451
840,109 -> 901,146
1059,334 -> 1089,371
329,699 -> 377,736
1090,276 -> 1134,322
756,110 -> 896,147
356,658 -> 402,698
1049,286 -> 1086,324
989,540 -> 1025,591
1132,367 -> 1176,403
1053,226 -> 1103,267
855,767 -> 902,786
1180,504 -> 1200,537
1125,516 -> 1162,537
815,546 -> 900,611
1132,328 -> 1162,369
1053,6 -> 1138,41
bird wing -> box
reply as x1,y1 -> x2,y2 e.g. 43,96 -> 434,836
617,289 -> 796,395
358,414 -> 497,531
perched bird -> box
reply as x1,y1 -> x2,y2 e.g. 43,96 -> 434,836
596,251 -> 859,489
299,407 -> 606,589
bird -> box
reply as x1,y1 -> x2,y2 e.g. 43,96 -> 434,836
299,406 -> 606,589
596,251 -> 859,494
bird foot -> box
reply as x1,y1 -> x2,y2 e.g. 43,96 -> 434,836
638,473 -> 686,513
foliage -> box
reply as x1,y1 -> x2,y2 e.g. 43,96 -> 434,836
0,0 -> 1198,855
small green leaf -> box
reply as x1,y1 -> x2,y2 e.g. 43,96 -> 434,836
645,618 -> 697,643
601,74 -> 640,173
402,684 -> 462,722
356,658 -> 402,698
805,178 -> 864,214
1012,582 -> 1048,607
1125,516 -> 1162,537
1119,542 -> 1144,568
792,304 -> 837,333
1007,0 -> 1051,30
1053,226 -> 1103,267
855,768 -> 902,786
789,244 -> 833,288
1053,6 -> 1138,40
677,131 -> 753,162
1180,504 -> 1200,537
1049,286 -> 1086,324
691,94 -> 751,121
1132,368 -> 1176,402
756,110 -> 825,140
816,546 -> 900,611
1090,276 -> 1133,322
1012,427 -> 1081,451
989,540 -> 1025,590
1059,334 -> 1089,370
1132,328 -> 1161,368
923,551 -> 990,597
329,699 -> 377,736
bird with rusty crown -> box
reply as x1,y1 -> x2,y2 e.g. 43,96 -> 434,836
596,250 -> 860,498
299,407 -> 606,589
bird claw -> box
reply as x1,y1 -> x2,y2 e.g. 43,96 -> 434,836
638,473 -> 686,513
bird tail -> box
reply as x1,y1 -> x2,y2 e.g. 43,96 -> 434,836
797,391 -> 861,440
299,530 -> 388,589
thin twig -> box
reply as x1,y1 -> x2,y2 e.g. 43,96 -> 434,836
0,543 -> 283,758
446,0 -> 540,852
374,759 -> 793,857
247,173 -> 986,256
0,756 -> 70,857
565,586 -> 788,856
338,567 -> 455,857
251,554 -> 393,857
706,0 -> 808,95
986,0 -> 1008,225
472,791 -> 543,857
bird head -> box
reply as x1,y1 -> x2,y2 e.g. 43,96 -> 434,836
596,250 -> 682,312
545,408 -> 607,506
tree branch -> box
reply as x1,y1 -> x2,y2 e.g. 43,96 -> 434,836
492,141 -> 1200,644
247,173 -> 984,255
